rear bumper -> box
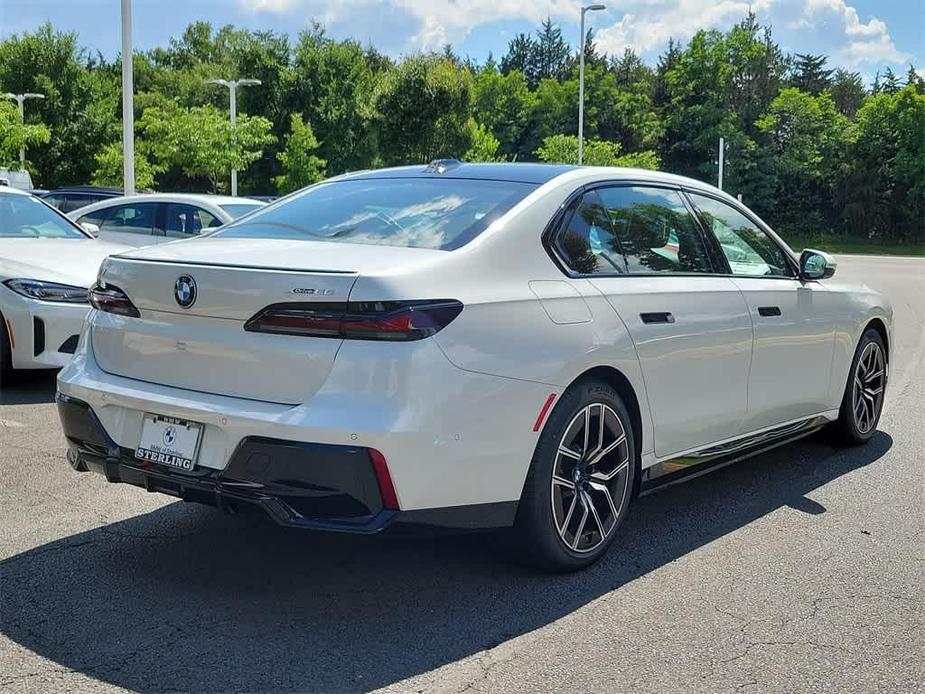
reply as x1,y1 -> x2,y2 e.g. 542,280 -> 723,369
1,289 -> 87,370
57,393 -> 518,532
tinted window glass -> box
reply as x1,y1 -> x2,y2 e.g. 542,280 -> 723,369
61,194 -> 98,212
591,186 -> 713,274
40,194 -> 65,210
688,193 -> 792,277
76,207 -> 112,227
97,203 -> 158,236
553,190 -> 624,275
164,204 -> 219,238
217,178 -> 537,250
0,194 -> 86,239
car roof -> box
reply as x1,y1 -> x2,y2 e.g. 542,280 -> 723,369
42,186 -> 123,195
342,162 -> 580,185
75,193 -> 265,207
0,186 -> 31,197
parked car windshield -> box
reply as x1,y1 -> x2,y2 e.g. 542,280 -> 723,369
0,194 -> 86,239
216,178 -> 537,250
218,203 -> 265,219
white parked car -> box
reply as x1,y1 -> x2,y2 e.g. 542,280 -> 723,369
0,188 -> 128,387
67,193 -> 266,247
57,163 -> 892,571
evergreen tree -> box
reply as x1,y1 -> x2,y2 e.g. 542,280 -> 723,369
829,69 -> 866,117
790,53 -> 833,95
881,67 -> 901,94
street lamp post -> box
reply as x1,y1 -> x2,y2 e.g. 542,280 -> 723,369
121,0 -> 135,194
578,3 -> 606,165
205,78 -> 262,196
4,92 -> 45,166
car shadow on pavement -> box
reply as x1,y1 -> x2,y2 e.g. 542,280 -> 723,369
0,370 -> 57,406
0,430 -> 892,693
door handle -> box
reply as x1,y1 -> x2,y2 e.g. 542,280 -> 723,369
758,306 -> 782,317
640,312 -> 675,324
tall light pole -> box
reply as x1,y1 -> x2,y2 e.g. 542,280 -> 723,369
578,3 -> 606,165
205,78 -> 261,196
121,0 -> 135,194
718,136 -> 725,190
4,92 -> 45,166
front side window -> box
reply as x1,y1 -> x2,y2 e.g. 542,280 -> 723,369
0,194 -> 86,239
560,186 -> 713,275
216,178 -> 537,250
96,203 -> 158,236
688,193 -> 792,277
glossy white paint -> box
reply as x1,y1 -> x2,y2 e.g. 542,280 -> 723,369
0,188 -> 129,371
57,166 -> 893,511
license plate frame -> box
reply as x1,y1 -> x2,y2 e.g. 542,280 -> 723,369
135,414 -> 203,471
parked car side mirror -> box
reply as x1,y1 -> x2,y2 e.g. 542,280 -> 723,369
799,248 -> 836,281
81,222 -> 100,237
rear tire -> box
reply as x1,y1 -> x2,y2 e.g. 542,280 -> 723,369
514,378 -> 636,572
831,328 -> 887,446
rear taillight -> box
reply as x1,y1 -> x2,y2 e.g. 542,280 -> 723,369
244,300 -> 463,341
88,283 -> 141,318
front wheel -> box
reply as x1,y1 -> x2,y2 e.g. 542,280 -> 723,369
0,311 -> 13,390
514,378 -> 636,572
832,328 -> 887,445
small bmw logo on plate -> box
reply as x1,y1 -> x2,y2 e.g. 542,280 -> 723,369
174,275 -> 197,309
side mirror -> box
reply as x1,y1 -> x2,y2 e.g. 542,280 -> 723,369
81,222 -> 100,237
799,248 -> 836,281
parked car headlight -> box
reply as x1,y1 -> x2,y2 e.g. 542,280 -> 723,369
3,279 -> 89,304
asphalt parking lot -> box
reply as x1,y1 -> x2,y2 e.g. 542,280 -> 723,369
1,255 -> 923,694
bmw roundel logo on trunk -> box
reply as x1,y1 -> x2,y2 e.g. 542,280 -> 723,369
174,275 -> 197,309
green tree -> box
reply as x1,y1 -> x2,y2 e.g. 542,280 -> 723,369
0,100 -> 51,168
140,104 -> 275,192
0,23 -> 117,187
756,88 -> 849,233
535,133 -> 659,169
90,141 -> 162,190
373,56 -> 475,164
464,122 -> 503,162
273,113 -> 326,193
790,53 -> 833,95
284,25 -> 377,174
472,65 -> 534,158
829,69 -> 866,117
839,86 -> 925,241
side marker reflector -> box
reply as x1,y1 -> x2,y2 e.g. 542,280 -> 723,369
533,393 -> 558,432
369,448 -> 400,510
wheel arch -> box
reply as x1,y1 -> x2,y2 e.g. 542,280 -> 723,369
864,317 -> 889,362
571,365 -> 644,497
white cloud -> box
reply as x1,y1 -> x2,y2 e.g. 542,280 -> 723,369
238,0 -> 580,50
594,0 -> 775,56
798,0 -> 908,65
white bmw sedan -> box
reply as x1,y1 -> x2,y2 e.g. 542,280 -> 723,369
0,188 -> 128,388
56,162 -> 892,571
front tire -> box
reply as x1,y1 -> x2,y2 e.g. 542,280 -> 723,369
0,311 -> 13,390
514,378 -> 636,572
832,328 -> 887,445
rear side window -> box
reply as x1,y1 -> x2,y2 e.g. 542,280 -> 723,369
553,186 -> 713,275
164,204 -> 220,237
216,178 -> 537,250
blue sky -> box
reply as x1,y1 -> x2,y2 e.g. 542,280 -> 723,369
2,0 -> 922,81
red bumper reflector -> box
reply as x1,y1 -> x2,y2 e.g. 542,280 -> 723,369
533,393 -> 558,432
369,448 -> 399,510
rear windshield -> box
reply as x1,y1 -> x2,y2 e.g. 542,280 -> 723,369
0,194 -> 86,239
215,178 -> 537,250
218,203 -> 264,219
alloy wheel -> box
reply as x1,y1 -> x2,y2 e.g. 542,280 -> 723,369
550,403 -> 631,553
852,341 -> 885,434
